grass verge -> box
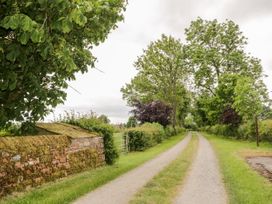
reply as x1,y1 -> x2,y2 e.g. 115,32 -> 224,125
204,133 -> 272,204
0,133 -> 186,204
130,133 -> 198,204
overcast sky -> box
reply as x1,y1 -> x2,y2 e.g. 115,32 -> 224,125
46,0 -> 272,124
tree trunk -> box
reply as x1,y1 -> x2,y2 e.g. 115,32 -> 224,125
255,115 -> 259,147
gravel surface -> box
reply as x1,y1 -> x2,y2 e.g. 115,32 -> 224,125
247,156 -> 272,182
73,134 -> 191,204
174,133 -> 227,204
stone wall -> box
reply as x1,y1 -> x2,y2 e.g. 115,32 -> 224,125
0,134 -> 105,197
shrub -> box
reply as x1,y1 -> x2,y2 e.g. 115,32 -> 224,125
236,120 -> 272,142
0,130 -> 7,137
207,124 -> 237,137
164,126 -> 176,137
204,120 -> 272,143
61,112 -> 118,165
259,120 -> 272,142
237,122 -> 254,140
0,123 -> 21,136
199,126 -> 211,132
176,126 -> 186,134
141,123 -> 165,143
165,126 -> 186,137
124,130 -> 151,151
124,123 -> 165,151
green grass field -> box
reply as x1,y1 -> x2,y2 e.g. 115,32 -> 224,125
205,133 -> 272,204
0,133 -> 186,204
130,133 -> 197,204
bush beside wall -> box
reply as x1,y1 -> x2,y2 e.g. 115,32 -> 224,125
124,123 -> 168,152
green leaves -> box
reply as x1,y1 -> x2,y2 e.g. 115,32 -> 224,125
21,16 -> 36,32
40,44 -> 53,60
6,45 -> 20,62
1,15 -> 20,29
185,18 -> 260,95
30,29 -> 44,43
0,14 -> 44,44
60,18 -> 73,33
121,35 -> 190,127
185,18 -> 269,127
1,14 -> 37,32
0,0 -> 126,128
70,9 -> 88,26
7,72 -> 17,90
0,72 -> 18,91
233,77 -> 263,119
19,32 -> 30,45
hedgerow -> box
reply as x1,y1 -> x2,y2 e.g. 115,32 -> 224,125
124,123 -> 164,151
123,123 -> 186,152
204,119 -> 272,142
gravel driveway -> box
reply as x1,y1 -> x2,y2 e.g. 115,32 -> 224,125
73,133 -> 191,204
174,133 -> 227,204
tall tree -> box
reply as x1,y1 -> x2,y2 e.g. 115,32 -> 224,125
126,116 -> 137,128
233,77 -> 267,146
0,0 -> 126,130
186,18 -> 268,127
196,74 -> 241,125
121,35 -> 189,131
185,18 -> 263,95
98,114 -> 110,124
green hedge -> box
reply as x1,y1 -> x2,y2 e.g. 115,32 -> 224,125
64,118 -> 118,165
124,123 -> 166,152
165,126 -> 186,137
259,120 -> 272,142
203,119 -> 272,142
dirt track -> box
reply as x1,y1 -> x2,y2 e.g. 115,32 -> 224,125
73,134 -> 191,204
174,133 -> 227,204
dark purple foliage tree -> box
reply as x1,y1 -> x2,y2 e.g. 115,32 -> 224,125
132,100 -> 172,127
220,105 -> 241,127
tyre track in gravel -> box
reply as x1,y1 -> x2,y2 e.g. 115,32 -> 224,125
174,133 -> 227,204
73,133 -> 192,204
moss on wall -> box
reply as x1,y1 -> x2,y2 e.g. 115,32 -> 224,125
0,126 -> 105,198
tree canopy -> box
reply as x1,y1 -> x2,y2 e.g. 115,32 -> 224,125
121,34 -> 190,129
232,77 -> 267,146
185,18 -> 268,126
132,100 -> 172,127
185,18 -> 263,95
0,0 -> 126,129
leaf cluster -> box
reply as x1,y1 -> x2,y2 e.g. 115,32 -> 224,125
0,0 -> 126,128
